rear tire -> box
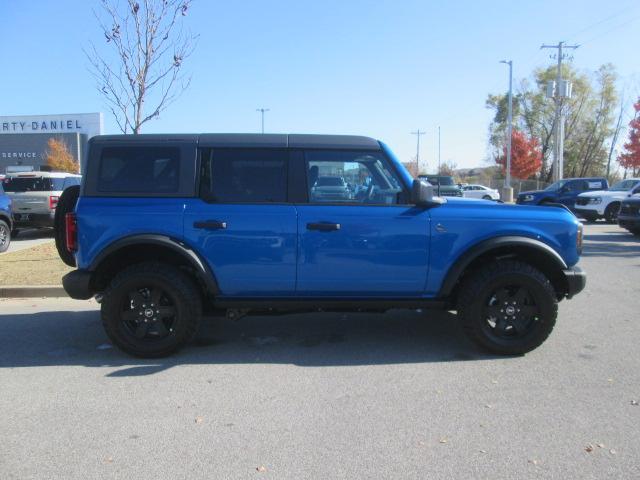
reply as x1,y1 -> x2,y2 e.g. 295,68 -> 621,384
0,220 -> 10,253
482,195 -> 492,200
54,185 -> 80,267
101,262 -> 202,358
457,260 -> 557,355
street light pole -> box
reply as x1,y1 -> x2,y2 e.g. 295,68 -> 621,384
410,130 -> 425,175
500,60 -> 513,189
256,108 -> 270,134
437,126 -> 441,174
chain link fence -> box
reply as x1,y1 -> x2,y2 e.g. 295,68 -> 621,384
486,178 -> 550,195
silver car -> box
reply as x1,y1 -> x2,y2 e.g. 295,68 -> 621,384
2,171 -> 81,234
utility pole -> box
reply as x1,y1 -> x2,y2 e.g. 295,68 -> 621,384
541,41 -> 579,181
437,126 -> 441,174
256,108 -> 270,134
500,60 -> 513,190
410,130 -> 425,175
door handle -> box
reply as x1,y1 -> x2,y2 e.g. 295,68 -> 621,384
307,222 -> 340,232
194,220 -> 227,230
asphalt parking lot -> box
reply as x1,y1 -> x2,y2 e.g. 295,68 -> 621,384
1,223 -> 639,479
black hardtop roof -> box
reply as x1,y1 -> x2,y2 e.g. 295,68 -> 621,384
90,133 -> 381,150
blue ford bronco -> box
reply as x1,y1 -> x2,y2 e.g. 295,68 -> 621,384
56,134 -> 586,358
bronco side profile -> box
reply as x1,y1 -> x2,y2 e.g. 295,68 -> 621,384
57,134 -> 586,358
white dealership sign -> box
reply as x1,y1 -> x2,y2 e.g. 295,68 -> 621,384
0,112 -> 103,138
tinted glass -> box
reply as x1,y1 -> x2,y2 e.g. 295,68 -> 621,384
98,147 -> 180,193
2,176 -> 53,192
204,149 -> 287,203
305,150 -> 403,204
610,179 -> 638,191
50,178 -> 66,191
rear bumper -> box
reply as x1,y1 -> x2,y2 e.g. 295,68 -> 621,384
562,266 -> 586,299
62,269 -> 93,300
12,212 -> 55,228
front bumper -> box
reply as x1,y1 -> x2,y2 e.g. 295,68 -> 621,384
62,269 -> 93,300
562,266 -> 586,299
573,206 -> 602,218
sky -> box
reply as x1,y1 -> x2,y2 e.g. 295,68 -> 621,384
1,0 -> 639,171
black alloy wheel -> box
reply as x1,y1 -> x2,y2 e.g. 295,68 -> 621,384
481,285 -> 539,341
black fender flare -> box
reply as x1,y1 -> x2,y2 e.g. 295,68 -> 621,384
438,236 -> 568,297
89,234 -> 220,295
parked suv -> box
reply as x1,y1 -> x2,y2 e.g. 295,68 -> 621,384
574,178 -> 640,223
418,175 -> 463,197
3,171 -> 81,234
58,134 -> 586,358
516,177 -> 608,210
0,181 -> 12,253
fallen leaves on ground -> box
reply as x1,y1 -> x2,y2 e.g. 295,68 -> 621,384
195,416 -> 204,424
256,465 -> 267,472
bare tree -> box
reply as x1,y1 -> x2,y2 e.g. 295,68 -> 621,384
86,0 -> 197,134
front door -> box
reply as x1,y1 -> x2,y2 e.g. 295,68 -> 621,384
295,149 -> 430,296
183,148 -> 297,296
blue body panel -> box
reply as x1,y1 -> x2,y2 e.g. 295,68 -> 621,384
183,200 -> 298,296
74,197 -> 187,269
425,198 -> 581,296
296,205 -> 430,296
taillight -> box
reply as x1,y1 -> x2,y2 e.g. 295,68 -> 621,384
65,212 -> 77,252
49,195 -> 59,210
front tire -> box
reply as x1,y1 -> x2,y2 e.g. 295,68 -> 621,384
482,195 -> 492,200
101,262 -> 202,358
604,202 -> 620,224
457,260 -> 557,355
0,220 -> 10,253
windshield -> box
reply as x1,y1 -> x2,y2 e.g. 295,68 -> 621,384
315,177 -> 344,187
544,180 -> 568,191
610,179 -> 638,191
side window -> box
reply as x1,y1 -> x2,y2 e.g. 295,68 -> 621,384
50,178 -> 66,191
202,149 -> 287,203
304,150 -> 403,204
98,147 -> 180,194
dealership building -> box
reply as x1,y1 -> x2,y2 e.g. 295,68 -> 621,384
0,113 -> 103,174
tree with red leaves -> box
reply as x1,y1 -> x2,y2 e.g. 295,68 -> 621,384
618,99 -> 640,176
496,130 -> 542,180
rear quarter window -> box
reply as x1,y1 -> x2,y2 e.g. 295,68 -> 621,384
97,147 -> 180,194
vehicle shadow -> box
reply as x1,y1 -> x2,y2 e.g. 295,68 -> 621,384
0,309 -> 499,376
581,230 -> 640,257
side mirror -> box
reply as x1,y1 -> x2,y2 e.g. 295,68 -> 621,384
411,179 -> 443,207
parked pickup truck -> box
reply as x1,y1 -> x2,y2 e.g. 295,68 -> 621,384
516,177 -> 608,211
56,134 -> 586,358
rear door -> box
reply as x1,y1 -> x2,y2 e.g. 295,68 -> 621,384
183,148 -> 297,296
295,149 -> 430,296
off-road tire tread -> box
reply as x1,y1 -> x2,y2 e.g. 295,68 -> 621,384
457,259 -> 558,355
101,262 -> 202,358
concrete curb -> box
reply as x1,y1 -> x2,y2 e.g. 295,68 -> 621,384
0,285 -> 67,298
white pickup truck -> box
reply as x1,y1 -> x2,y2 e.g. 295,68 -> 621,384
574,179 -> 640,223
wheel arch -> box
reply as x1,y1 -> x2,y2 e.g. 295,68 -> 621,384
439,236 -> 570,302
88,234 -> 220,297
0,212 -> 11,229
